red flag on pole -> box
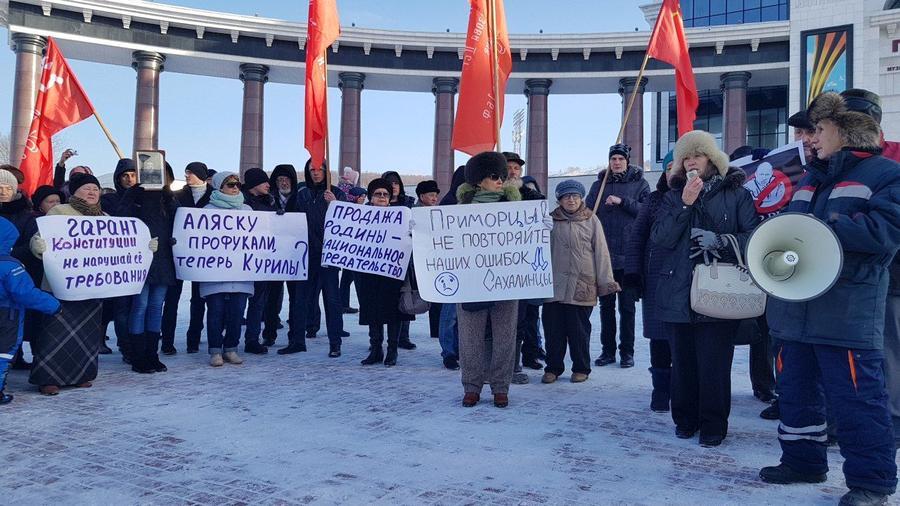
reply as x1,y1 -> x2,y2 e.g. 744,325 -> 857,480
452,0 -> 512,156
304,0 -> 340,169
647,0 -> 698,138
19,37 -> 95,196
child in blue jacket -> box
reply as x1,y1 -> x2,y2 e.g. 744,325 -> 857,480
0,217 -> 60,404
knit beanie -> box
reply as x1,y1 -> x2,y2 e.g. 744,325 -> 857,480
185,161 -> 209,181
0,169 -> 18,193
242,168 -> 269,190
609,143 -> 631,160
212,171 -> 238,190
68,173 -> 101,195
31,185 -> 64,209
555,179 -> 585,200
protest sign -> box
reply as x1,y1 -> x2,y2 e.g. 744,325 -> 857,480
37,215 -> 152,301
172,208 -> 309,281
411,200 -> 553,303
321,201 -> 412,280
735,141 -> 806,220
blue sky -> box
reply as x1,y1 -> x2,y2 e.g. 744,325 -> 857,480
0,0 -> 652,178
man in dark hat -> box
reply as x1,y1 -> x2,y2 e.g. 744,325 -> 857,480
788,110 -> 816,163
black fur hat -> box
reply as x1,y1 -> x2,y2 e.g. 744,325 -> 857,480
464,151 -> 507,186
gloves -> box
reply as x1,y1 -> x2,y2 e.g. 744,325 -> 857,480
32,236 -> 47,256
542,214 -> 554,231
170,237 -> 177,246
149,237 -> 159,253
690,228 -> 723,251
276,208 -> 285,216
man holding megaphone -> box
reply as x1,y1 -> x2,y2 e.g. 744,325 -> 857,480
758,89 -> 899,506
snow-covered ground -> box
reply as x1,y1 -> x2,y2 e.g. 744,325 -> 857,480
2,289 -> 891,505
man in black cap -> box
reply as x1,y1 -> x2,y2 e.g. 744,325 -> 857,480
788,110 -> 816,163
414,180 -> 440,207
241,168 -> 277,355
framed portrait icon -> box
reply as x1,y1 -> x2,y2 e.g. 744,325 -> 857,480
134,150 -> 166,190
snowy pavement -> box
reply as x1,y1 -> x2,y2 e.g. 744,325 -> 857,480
2,295 -> 894,505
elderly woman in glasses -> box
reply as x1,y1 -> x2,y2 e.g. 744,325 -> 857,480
455,152 -> 522,408
200,171 -> 253,367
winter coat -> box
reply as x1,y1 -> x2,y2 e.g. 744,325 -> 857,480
547,204 -> 618,306
174,184 -> 212,209
286,164 -> 346,266
624,173 -> 671,339
0,194 -> 36,265
100,160 -> 133,215
439,167 -> 467,206
767,150 -> 900,350
116,187 -> 179,286
243,191 -> 276,212
270,165 -> 299,213
0,218 -> 59,341
650,167 -> 758,324
198,200 -> 254,298
381,171 -> 415,208
356,271 -> 414,325
585,165 -> 651,271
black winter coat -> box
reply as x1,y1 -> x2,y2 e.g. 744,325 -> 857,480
101,160 -> 134,215
287,163 -> 346,266
173,184 -> 212,209
243,191 -> 275,212
0,195 -> 34,262
585,165 -> 650,271
624,174 -> 670,340
116,187 -> 180,286
357,271 -> 414,325
650,167 -> 758,324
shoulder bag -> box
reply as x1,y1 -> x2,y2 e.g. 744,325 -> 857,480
690,234 -> 766,319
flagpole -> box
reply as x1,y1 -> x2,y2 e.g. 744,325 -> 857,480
323,50 -> 332,189
92,112 -> 124,159
488,0 -> 502,152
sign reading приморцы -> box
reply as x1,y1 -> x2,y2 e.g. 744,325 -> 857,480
321,201 -> 412,280
38,215 -> 152,301
411,200 -> 553,303
172,208 -> 309,281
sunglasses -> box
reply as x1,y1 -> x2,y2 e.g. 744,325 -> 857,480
224,181 -> 242,189
371,191 -> 390,197
488,174 -> 506,182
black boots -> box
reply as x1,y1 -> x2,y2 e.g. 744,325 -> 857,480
0,371 -> 11,405
146,332 -> 167,372
759,463 -> 827,484
130,334 -> 155,374
244,340 -> 269,354
277,340 -> 307,355
649,367 -> 671,412
119,333 -> 135,365
361,334 -> 384,365
384,332 -> 398,367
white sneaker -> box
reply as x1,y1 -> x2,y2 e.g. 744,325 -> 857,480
224,351 -> 243,365
210,353 -> 224,367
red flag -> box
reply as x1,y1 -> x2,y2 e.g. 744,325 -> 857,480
19,37 -> 95,196
304,0 -> 340,169
647,0 -> 698,138
452,0 -> 512,155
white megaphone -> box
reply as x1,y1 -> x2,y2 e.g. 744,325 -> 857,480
745,212 -> 843,302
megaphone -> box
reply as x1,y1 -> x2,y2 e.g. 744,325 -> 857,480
745,212 -> 843,302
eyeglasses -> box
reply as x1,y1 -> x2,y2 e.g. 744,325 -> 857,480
488,174 -> 506,182
371,191 -> 390,197
559,194 -> 581,200
225,181 -> 241,189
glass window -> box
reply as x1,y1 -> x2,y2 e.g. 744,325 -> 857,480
710,0 -> 727,15
744,8 -> 760,22
709,14 -> 727,25
761,5 -> 779,21
761,0 -> 778,6
779,4 -> 788,19
727,0 -> 744,12
727,11 -> 744,23
682,0 -> 694,17
694,0 -> 710,16
744,0 -> 760,8
693,16 -> 710,26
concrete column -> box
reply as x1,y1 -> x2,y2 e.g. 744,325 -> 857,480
618,77 -> 648,167
525,78 -> 551,193
131,51 -> 165,152
239,63 -> 268,176
338,72 -> 365,174
8,34 -> 47,166
432,77 -> 458,194
721,71 -> 752,156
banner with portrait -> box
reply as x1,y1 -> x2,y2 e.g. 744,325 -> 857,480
734,141 -> 807,220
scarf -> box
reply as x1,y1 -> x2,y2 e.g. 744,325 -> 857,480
69,196 -> 104,216
189,183 -> 207,204
472,189 -> 503,203
209,190 -> 245,209
702,174 -> 725,195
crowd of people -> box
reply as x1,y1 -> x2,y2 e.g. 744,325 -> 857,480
0,88 -> 898,505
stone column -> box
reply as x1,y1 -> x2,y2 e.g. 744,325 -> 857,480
525,78 -> 551,193
721,71 -> 751,156
132,51 -> 165,152
618,77 -> 648,167
432,77 -> 458,194
239,63 -> 268,176
9,34 -> 47,167
338,72 -> 365,174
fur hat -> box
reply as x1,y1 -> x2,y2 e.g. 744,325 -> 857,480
464,151 -> 508,186
367,178 -> 392,198
31,185 -> 64,210
673,130 -> 730,177
68,172 -> 101,196
415,180 -> 440,196
555,179 -> 585,200
184,161 -> 209,181
0,169 -> 18,193
212,171 -> 238,190
242,168 -> 269,190
807,91 -> 882,149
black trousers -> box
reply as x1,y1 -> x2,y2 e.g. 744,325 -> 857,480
428,303 -> 442,338
542,302 -> 593,376
599,270 -> 636,358
263,281 -> 286,342
339,269 -> 356,308
649,339 -> 672,369
749,316 -> 776,395
669,321 -> 738,438
161,280 -> 205,349
517,301 -> 543,361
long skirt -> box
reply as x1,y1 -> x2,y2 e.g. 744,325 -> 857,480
30,300 -> 104,387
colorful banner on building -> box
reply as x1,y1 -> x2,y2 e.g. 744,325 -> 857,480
411,200 -> 553,303
172,208 -> 309,281
802,25 -> 852,106
37,215 -> 152,301
734,141 -> 807,220
321,201 -> 412,280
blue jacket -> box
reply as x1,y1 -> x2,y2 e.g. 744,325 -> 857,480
0,217 -> 60,339
767,149 -> 900,350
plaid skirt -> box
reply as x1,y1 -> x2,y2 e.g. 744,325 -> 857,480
29,300 -> 103,387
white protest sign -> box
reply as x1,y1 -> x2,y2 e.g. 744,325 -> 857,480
37,215 -> 152,301
321,201 -> 412,280
172,208 -> 309,281
412,200 -> 553,303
